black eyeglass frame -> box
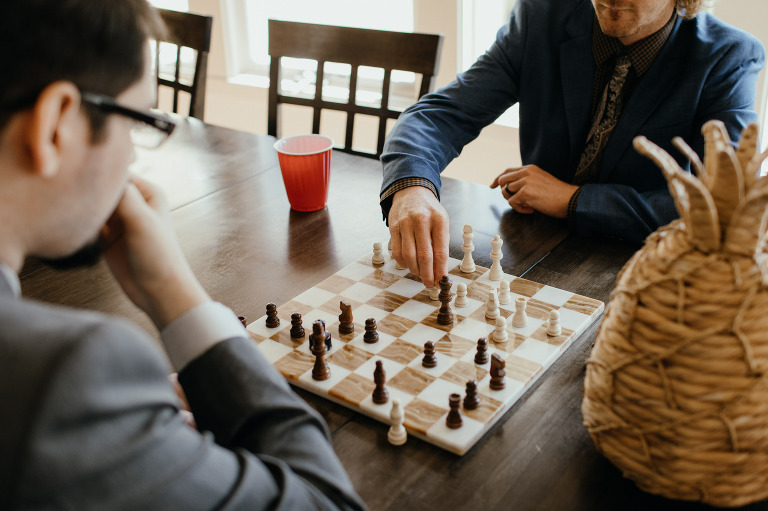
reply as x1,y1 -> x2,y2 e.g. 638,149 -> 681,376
80,91 -> 177,139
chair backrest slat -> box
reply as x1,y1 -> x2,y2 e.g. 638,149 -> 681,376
267,19 -> 443,159
156,9 -> 213,120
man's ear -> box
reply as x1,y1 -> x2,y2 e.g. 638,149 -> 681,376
26,81 -> 84,178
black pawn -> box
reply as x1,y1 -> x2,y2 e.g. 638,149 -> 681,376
364,318 -> 379,344
308,319 -> 331,353
311,325 -> 330,381
446,393 -> 463,429
436,275 -> 454,325
464,380 -> 480,410
290,312 -> 305,339
265,302 -> 280,328
372,360 -> 389,404
238,316 -> 247,327
422,341 -> 437,368
474,338 -> 489,365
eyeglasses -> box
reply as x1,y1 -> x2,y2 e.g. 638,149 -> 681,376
80,91 -> 177,149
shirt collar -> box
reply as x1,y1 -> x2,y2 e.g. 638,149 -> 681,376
0,262 -> 21,298
592,10 -> 677,76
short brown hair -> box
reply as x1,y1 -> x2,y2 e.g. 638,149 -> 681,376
676,0 -> 715,19
0,0 -> 165,137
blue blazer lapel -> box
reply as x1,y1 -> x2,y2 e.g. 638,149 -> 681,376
600,16 -> 685,180
559,2 -> 595,176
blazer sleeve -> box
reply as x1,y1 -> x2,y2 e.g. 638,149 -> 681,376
379,0 -> 528,218
16,320 -> 366,511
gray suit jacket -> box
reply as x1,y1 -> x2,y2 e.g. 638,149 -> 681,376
0,275 -> 366,510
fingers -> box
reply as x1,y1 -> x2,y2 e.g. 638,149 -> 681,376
431,213 -> 450,284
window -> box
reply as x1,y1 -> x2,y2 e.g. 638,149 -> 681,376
222,0 -> 415,100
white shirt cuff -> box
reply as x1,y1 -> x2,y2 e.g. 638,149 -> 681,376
160,302 -> 248,371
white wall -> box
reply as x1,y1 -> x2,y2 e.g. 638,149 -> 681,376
188,0 -> 768,185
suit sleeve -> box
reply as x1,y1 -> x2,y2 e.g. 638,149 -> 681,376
570,31 -> 765,244
18,320 -> 366,511
379,0 -> 528,220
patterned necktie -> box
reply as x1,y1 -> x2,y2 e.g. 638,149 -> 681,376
574,54 -> 632,185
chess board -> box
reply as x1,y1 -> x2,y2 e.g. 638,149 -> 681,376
247,252 -> 604,455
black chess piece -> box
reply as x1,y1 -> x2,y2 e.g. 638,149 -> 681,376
311,323 -> 330,381
437,275 -> 454,325
265,302 -> 280,328
339,301 -> 354,334
474,338 -> 489,365
308,319 -> 331,353
489,353 -> 506,390
464,380 -> 480,410
290,312 -> 305,339
422,341 -> 437,368
363,318 -> 379,344
372,360 -> 389,404
446,393 -> 463,429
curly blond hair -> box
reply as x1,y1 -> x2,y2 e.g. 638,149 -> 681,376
676,0 -> 715,19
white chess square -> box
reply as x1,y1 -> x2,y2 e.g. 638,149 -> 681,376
254,339 -> 293,364
348,331 -> 397,354
298,364 -> 351,393
352,303 -> 390,323
406,351 -> 457,377
294,287 -> 337,307
392,300 -> 436,323
399,322 -> 449,345
340,282 -> 384,303
386,277 -> 426,298
247,315 -> 289,337
558,307 -> 595,331
416,378 -> 464,409
337,262 -> 376,281
513,338 -> 559,364
450,317 -> 494,341
532,286 -> 575,307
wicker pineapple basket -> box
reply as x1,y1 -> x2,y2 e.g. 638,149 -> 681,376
582,121 -> 768,508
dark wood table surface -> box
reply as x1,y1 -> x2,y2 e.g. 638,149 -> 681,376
19,118 -> 767,511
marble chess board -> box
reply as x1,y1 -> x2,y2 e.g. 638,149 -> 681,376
247,252 -> 604,455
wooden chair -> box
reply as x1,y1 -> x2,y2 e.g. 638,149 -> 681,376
155,8 -> 213,120
268,20 -> 443,159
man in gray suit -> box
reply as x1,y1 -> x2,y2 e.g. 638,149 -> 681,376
0,1 -> 366,510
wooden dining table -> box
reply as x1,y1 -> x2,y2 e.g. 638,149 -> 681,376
19,118 -> 767,511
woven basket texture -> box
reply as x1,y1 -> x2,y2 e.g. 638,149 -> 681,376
583,122 -> 768,507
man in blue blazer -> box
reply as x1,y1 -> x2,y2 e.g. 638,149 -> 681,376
380,0 -> 764,288
0,1 -> 365,510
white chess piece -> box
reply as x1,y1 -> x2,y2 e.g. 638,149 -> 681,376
460,224 -> 476,273
512,297 -> 528,328
493,316 -> 508,344
498,280 -> 511,305
388,399 -> 407,446
454,283 -> 468,307
388,238 -> 393,252
372,242 -> 385,265
485,289 -> 500,320
429,285 -> 440,301
395,259 -> 407,270
489,235 -> 504,281
547,310 -> 562,336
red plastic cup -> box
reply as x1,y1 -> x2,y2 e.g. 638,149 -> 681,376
273,134 -> 334,212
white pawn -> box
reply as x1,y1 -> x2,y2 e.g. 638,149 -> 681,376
388,399 -> 407,446
460,224 -> 476,273
429,285 -> 440,301
498,280 -> 511,305
454,283 -> 468,307
512,297 -> 528,328
493,316 -> 508,344
372,242 -> 385,265
395,259 -> 407,270
489,235 -> 504,281
485,289 -> 500,320
547,310 -> 562,336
